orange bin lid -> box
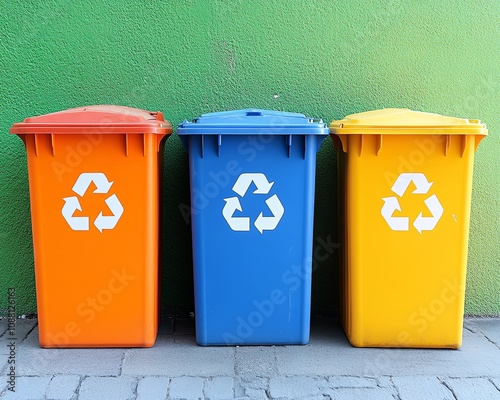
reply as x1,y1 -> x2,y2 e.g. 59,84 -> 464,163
10,105 -> 172,135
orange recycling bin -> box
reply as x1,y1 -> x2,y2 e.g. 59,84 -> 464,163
330,108 -> 487,348
10,106 -> 171,348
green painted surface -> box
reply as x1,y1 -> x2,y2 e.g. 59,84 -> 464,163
0,0 -> 498,317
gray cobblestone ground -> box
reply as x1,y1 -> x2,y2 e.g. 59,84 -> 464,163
0,318 -> 498,399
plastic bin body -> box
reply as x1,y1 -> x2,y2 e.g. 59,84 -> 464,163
178,109 -> 328,345
330,108 -> 487,348
10,106 -> 171,348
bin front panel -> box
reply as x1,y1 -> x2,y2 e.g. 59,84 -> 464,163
340,133 -> 478,348
24,132 -> 163,347
186,133 -> 322,345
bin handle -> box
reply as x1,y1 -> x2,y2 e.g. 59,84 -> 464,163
149,111 -> 165,121
308,118 -> 324,124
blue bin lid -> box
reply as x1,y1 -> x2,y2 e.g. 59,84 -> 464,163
177,109 -> 328,135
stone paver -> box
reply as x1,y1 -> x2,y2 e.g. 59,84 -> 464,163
243,388 -> 268,400
328,376 -> 378,388
444,377 -> 500,400
0,376 -> 51,400
465,318 -> 500,349
136,376 -> 169,400
376,376 -> 393,388
268,376 -> 323,399
78,377 -> 136,400
0,354 -> 9,376
0,319 -> 8,336
392,376 -> 455,400
204,376 -> 234,399
235,375 -> 268,396
17,329 -> 124,376
122,336 -> 234,376
169,377 -> 204,400
46,375 -> 81,400
330,387 -> 396,400
275,340 -> 343,376
235,346 -> 277,376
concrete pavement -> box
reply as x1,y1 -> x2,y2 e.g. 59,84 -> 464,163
0,317 -> 498,399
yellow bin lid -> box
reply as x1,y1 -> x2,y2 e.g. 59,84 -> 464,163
330,108 -> 488,136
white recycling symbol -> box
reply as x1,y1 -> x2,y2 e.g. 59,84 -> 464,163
222,173 -> 284,234
381,172 -> 443,234
61,172 -> 124,233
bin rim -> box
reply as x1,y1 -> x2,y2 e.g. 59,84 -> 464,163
9,105 -> 172,135
329,108 -> 488,136
177,108 -> 329,135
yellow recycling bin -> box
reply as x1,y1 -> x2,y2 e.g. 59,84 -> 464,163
330,108 -> 487,348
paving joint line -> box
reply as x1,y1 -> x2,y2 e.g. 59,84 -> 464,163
388,376 -> 402,400
479,331 -> 500,350
488,377 -> 500,391
73,374 -> 84,399
442,379 -> 459,400
44,374 -> 56,399
0,383 -> 8,398
165,376 -> 171,400
438,377 -> 457,399
462,325 -> 475,334
118,349 -> 127,376
131,376 -> 139,398
272,345 -> 278,376
19,321 -> 38,344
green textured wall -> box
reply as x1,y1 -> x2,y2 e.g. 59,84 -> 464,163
0,0 -> 498,317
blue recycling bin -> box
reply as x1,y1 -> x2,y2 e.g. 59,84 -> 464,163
177,109 -> 328,345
